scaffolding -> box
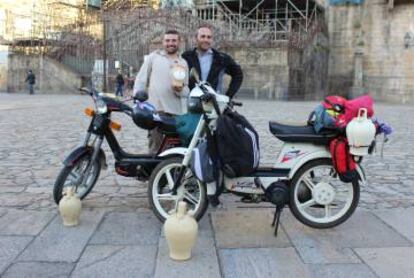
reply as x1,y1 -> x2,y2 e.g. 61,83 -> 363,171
100,0 -> 325,76
2,0 -> 326,91
4,1 -> 102,74
195,0 -> 326,46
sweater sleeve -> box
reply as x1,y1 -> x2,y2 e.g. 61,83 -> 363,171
133,54 -> 153,96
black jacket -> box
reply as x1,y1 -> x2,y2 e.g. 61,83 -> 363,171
116,74 -> 124,86
26,73 -> 35,85
182,48 -> 243,98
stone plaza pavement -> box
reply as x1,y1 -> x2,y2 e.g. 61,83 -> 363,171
0,94 -> 414,277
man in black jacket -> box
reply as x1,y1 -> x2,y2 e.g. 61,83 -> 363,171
182,25 -> 243,98
115,70 -> 125,97
25,70 -> 36,95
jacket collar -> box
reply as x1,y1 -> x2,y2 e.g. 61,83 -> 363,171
196,48 -> 213,56
191,48 -> 220,81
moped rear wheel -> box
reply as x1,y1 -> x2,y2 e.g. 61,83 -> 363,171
53,153 -> 101,204
289,158 -> 360,229
148,157 -> 208,223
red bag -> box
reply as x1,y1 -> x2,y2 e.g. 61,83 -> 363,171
322,96 -> 347,111
329,137 -> 357,183
343,95 -> 374,124
314,96 -> 348,130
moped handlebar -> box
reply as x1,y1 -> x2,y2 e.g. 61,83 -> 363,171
198,84 -> 221,116
230,101 -> 243,107
79,87 -> 93,96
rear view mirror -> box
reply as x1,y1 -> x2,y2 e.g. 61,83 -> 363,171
79,87 -> 92,96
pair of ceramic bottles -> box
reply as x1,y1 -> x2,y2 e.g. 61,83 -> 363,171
59,188 -> 198,261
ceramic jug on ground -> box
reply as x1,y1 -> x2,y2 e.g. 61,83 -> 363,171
164,201 -> 198,261
346,108 -> 376,156
59,187 -> 82,226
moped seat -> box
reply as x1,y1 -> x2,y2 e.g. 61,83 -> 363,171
269,122 -> 338,145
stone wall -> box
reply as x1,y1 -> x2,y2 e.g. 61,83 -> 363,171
221,41 -> 329,101
289,33 -> 330,100
6,54 -> 82,94
0,63 -> 6,92
327,0 -> 414,103
0,48 -> 7,92
223,47 -> 290,100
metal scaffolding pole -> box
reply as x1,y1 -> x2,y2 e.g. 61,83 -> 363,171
306,0 -> 309,30
239,0 -> 242,32
285,3 -> 288,29
103,18 -> 107,92
241,0 -> 265,20
287,0 -> 306,20
274,0 -> 278,39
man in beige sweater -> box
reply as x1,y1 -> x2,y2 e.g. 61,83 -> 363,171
133,30 -> 189,154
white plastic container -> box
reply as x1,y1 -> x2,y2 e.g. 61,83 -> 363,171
346,108 -> 376,156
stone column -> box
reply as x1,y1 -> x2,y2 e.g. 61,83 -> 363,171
39,55 -> 44,93
350,47 -> 364,98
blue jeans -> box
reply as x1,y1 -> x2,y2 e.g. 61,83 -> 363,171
116,84 -> 124,96
28,84 -> 34,94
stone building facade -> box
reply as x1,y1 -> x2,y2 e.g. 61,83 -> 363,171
327,0 -> 414,103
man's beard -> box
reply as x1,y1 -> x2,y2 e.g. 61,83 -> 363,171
165,46 -> 178,54
198,43 -> 210,51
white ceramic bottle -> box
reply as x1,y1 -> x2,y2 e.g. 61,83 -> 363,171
59,187 -> 82,227
164,201 -> 198,261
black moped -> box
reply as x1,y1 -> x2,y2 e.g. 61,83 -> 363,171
53,88 -> 182,204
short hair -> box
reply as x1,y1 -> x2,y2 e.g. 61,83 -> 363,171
165,30 -> 180,37
196,24 -> 213,36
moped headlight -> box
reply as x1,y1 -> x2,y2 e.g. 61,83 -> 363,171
96,99 -> 108,114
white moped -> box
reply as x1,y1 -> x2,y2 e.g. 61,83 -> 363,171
148,71 -> 368,234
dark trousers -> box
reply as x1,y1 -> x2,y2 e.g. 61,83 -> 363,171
29,84 -> 34,94
148,127 -> 164,155
116,84 -> 124,96
148,112 -> 174,154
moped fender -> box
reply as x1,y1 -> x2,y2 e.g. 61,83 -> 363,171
63,146 -> 107,170
288,151 -> 367,186
288,151 -> 331,180
157,147 -> 187,158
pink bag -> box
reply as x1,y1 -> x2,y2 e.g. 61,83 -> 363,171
343,95 -> 374,124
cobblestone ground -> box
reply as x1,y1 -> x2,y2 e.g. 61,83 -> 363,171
0,94 -> 413,211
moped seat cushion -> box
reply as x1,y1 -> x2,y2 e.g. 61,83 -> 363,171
269,122 -> 338,145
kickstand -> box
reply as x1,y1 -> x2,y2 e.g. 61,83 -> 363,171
271,206 -> 283,237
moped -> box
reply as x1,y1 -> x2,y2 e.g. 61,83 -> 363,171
53,88 -> 183,204
147,71 -> 370,235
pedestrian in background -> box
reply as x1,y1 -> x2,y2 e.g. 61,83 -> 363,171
115,70 -> 125,97
25,70 -> 36,95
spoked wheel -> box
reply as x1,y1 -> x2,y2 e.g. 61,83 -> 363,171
289,159 -> 360,229
148,157 -> 208,223
53,153 -> 101,204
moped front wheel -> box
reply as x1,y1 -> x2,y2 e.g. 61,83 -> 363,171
53,153 -> 101,204
148,157 -> 208,223
289,158 -> 360,229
